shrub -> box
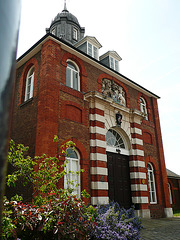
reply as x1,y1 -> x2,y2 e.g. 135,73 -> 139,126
2,196 -> 95,239
91,202 -> 143,240
6,138 -> 82,206
3,137 -> 93,239
3,139 -> 143,239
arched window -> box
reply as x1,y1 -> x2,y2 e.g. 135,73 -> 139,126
66,61 -> 80,91
168,183 -> 173,204
64,148 -> 81,198
140,97 -> 148,120
25,66 -> 34,101
147,163 -> 157,204
106,129 -> 125,149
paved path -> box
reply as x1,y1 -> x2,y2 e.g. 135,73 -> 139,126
140,217 -> 180,240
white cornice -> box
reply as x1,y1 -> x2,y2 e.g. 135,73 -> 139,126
74,36 -> 102,49
100,51 -> 122,61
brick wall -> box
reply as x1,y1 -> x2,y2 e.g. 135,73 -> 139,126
10,38 -> 170,217
168,178 -> 180,210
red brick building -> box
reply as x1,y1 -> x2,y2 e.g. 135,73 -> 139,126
167,169 -> 180,211
10,5 -> 173,218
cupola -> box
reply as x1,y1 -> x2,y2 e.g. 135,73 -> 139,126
46,2 -> 85,44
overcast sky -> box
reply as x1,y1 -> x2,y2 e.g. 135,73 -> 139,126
17,0 -> 180,175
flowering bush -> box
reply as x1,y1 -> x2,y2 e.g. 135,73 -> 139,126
3,137 -> 93,239
2,199 -> 143,240
2,196 -> 95,239
3,139 -> 143,239
97,202 -> 143,231
91,202 -> 143,240
6,138 -> 83,206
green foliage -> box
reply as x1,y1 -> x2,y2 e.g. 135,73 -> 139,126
3,137 -> 143,239
6,137 -> 87,206
2,137 -> 93,238
173,210 -> 180,217
2,196 -> 95,240
2,198 -> 16,239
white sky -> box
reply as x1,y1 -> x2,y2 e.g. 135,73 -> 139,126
17,0 -> 180,175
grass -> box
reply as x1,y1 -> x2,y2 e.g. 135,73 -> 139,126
173,210 -> 180,217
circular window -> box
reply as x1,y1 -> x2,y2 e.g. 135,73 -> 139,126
106,129 -> 125,149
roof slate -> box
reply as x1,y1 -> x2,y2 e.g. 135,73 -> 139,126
166,168 -> 180,179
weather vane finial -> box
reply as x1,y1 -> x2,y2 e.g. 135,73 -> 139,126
64,0 -> 67,11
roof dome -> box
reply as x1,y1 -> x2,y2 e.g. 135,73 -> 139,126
51,9 -> 80,26
46,3 -> 85,45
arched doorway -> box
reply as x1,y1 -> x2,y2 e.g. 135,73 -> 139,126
106,128 -> 132,209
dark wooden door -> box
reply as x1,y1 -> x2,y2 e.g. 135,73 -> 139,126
107,152 -> 132,209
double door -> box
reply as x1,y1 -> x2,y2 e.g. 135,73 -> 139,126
107,152 -> 132,209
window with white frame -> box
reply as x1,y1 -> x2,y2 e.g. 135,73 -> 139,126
110,57 -> 119,72
66,61 -> 80,91
51,28 -> 56,35
115,59 -> 119,71
140,97 -> 148,120
73,28 -> 78,40
87,42 -> 98,60
24,66 -> 34,101
106,129 -> 125,149
64,148 -> 81,198
168,183 -> 173,204
147,163 -> 157,204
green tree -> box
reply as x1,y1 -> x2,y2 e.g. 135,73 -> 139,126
6,136 -> 87,206
2,137 -> 94,239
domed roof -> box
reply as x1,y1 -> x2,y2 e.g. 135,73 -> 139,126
51,8 -> 80,26
47,2 -> 85,45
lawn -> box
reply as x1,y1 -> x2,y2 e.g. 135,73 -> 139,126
173,210 -> 180,217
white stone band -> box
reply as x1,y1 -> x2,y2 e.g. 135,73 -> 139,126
131,127 -> 142,135
91,197 -> 109,205
90,139 -> 106,148
90,167 -> 108,175
132,196 -> 149,204
130,172 -> 146,179
89,114 -> 105,122
129,160 -> 145,168
90,153 -> 107,161
130,149 -> 144,156
91,182 -> 108,190
90,126 -> 106,135
131,184 -> 148,191
131,138 -> 143,145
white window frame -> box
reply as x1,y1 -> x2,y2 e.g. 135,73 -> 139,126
140,97 -> 148,120
51,28 -> 56,35
147,163 -> 157,204
66,60 -> 80,91
87,42 -> 98,60
64,148 -> 81,198
73,28 -> 78,40
24,66 -> 34,101
110,57 -> 119,72
106,129 -> 129,156
168,183 -> 173,204
106,129 -> 125,149
115,59 -> 119,71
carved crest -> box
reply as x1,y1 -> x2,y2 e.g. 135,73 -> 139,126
102,79 -> 126,106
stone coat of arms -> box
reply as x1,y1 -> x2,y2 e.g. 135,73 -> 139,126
102,79 -> 126,106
